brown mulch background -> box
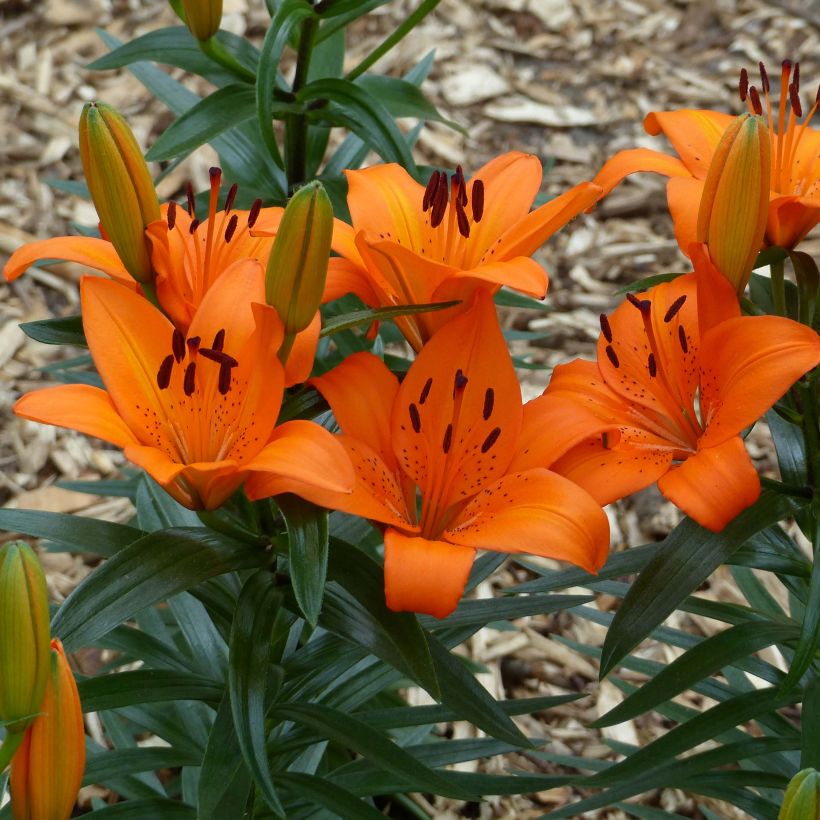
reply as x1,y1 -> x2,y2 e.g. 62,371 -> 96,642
1,0 -> 818,817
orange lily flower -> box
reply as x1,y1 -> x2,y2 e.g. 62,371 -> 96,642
10,639 -> 85,820
594,60 -> 819,252
14,262 -> 354,511
522,266 -> 820,531
3,168 -> 283,331
326,152 -> 602,350
246,292 -> 609,618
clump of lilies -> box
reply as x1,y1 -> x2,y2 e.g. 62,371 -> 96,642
3,56 -> 819,710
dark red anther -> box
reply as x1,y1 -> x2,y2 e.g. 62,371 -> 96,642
605,344 -> 619,368
186,182 -> 196,217
456,167 -> 468,207
626,292 -> 651,314
794,62 -> 800,91
663,294 -> 687,323
678,325 -> 688,353
599,313 -> 613,342
212,329 -> 225,352
789,83 -> 802,118
430,178 -> 449,228
224,214 -> 238,243
422,171 -> 440,212
483,387 -> 494,420
481,426 -> 501,454
167,200 -> 177,230
199,348 -> 238,367
758,62 -> 769,93
409,403 -> 421,433
247,198 -> 262,228
783,59 -> 793,73
218,363 -> 232,395
172,328 -> 185,363
648,353 -> 657,377
453,369 -> 468,394
209,166 -> 222,186
442,423 -> 453,454
739,67 -> 749,101
157,354 -> 174,389
419,377 -> 433,404
456,200 -> 470,239
471,179 -> 485,222
183,362 -> 196,396
224,183 -> 238,213
187,335 -> 201,352
749,86 -> 763,115
189,219 -> 200,235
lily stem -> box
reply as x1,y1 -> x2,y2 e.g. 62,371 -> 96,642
770,257 -> 787,317
285,15 -> 318,191
199,35 -> 257,83
0,729 -> 25,773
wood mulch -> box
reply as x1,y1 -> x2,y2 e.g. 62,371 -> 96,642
1,0 -> 817,816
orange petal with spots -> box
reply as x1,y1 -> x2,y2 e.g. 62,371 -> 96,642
550,436 -> 673,507
311,351 -> 400,470
644,109 -> 735,179
344,164 -> 424,251
666,176 -> 704,257
14,384 -> 138,449
440,256 -> 548,299
383,529 -> 475,619
3,236 -> 133,284
445,468 -> 609,574
658,436 -> 760,531
698,314 -> 820,448
593,148 -> 692,198
490,181 -> 602,262
392,291 -> 521,509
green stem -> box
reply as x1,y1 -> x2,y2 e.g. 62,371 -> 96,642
771,257 -> 787,317
199,35 -> 257,83
759,476 -> 814,500
800,378 -> 820,490
0,730 -> 25,772
285,16 -> 318,190
277,332 -> 296,367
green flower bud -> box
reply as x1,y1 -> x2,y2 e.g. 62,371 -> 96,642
0,542 -> 50,733
265,181 -> 332,344
780,768 -> 820,819
78,101 -> 160,286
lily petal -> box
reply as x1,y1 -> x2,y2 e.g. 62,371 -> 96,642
690,242 -> 741,334
441,256 -> 548,299
766,194 -> 820,249
445,468 -> 609,574
699,315 -> 820,447
14,384 -> 138,449
4,236 -> 133,285
284,312 -> 320,387
657,436 -> 760,531
666,176 -> 705,257
593,148 -> 692,198
323,256 -> 380,306
383,529 -> 475,619
311,351 -> 400,469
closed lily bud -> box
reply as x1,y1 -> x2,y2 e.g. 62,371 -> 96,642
78,101 -> 160,286
180,0 -> 223,41
0,542 -> 50,734
265,181 -> 333,346
696,113 -> 771,294
779,768 -> 820,819
10,640 -> 85,820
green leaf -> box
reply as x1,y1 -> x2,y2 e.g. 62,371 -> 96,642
599,490 -> 793,677
356,75 -> 458,128
135,476 -> 201,531
300,78 -> 416,169
594,621 -> 797,727
78,799 -> 196,818
256,0 -> 315,168
277,772 -> 384,819
85,747 -> 199,784
767,409 -> 808,485
494,288 -> 551,312
782,534 -> 820,691
229,571 -> 285,815
615,272 -> 684,295
20,314 -> 86,346
52,528 -> 270,650
78,669 -> 223,711
278,495 -> 328,627
320,300 -> 459,337
325,537 -> 440,699
802,675 -> 820,769
198,694 -> 252,819
146,84 -> 259,161
273,702 -> 475,800
0,509 -> 142,557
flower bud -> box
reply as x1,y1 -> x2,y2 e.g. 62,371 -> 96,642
779,768 -> 820,819
10,640 -> 85,820
696,113 -> 771,294
180,0 -> 223,42
78,101 -> 160,286
265,181 -> 333,339
0,542 -> 50,733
